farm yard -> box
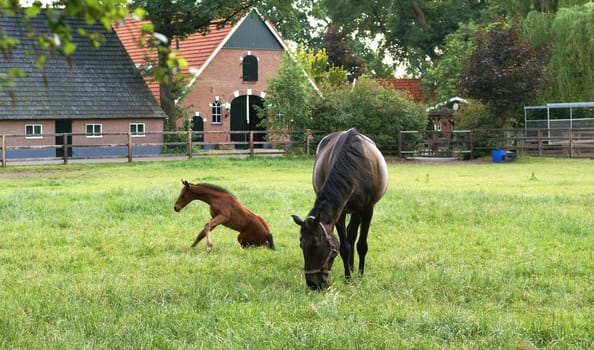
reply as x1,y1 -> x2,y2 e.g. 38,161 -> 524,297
0,156 -> 592,349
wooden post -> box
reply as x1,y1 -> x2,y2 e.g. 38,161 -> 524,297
127,132 -> 133,162
1,134 -> 6,168
568,128 -> 573,158
249,131 -> 254,156
63,133 -> 68,165
398,131 -> 403,157
537,129 -> 542,157
187,130 -> 193,159
469,130 -> 474,160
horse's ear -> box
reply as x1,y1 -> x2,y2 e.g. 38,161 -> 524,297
182,179 -> 189,187
291,215 -> 304,226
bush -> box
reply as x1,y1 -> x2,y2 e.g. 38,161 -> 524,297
309,77 -> 427,152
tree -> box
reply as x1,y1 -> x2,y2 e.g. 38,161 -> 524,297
321,26 -> 366,81
422,22 -> 476,103
319,0 -> 485,74
459,17 -> 548,126
523,4 -> 594,102
259,52 -> 315,133
128,0 -> 260,130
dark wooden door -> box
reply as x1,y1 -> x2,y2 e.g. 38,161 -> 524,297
55,120 -> 72,157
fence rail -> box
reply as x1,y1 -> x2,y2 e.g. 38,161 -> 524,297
3,128 -> 593,167
398,128 -> 594,159
1,130 -> 322,167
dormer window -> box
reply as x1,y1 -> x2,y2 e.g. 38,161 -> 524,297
211,100 -> 222,124
242,54 -> 258,82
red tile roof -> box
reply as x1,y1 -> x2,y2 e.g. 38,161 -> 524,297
377,78 -> 424,103
113,17 -> 234,103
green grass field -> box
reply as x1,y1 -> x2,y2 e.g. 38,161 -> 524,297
1,156 -> 592,349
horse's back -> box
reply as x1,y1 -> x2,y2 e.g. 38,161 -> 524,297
313,129 -> 388,203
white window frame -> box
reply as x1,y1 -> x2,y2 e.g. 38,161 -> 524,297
85,123 -> 103,138
129,123 -> 145,137
25,124 -> 43,139
211,101 -> 222,124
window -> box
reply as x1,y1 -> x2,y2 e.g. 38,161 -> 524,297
25,124 -> 42,139
130,123 -> 145,136
211,101 -> 222,124
86,124 -> 102,137
242,54 -> 258,82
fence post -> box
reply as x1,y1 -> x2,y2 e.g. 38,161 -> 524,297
187,130 -> 193,159
249,131 -> 254,156
1,134 -> 5,168
127,132 -> 133,162
469,130 -> 474,160
398,131 -> 403,157
568,128 -> 573,158
537,129 -> 542,156
63,133 -> 69,165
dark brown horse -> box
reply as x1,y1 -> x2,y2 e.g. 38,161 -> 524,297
292,129 -> 388,289
174,180 -> 275,252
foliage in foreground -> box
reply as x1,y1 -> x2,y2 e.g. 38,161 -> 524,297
0,157 -> 592,349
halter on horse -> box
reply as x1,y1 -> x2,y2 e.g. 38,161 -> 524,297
174,180 -> 275,252
292,129 -> 388,290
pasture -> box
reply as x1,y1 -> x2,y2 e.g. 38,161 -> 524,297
0,156 -> 592,349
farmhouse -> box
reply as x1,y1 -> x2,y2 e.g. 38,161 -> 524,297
0,11 -> 166,159
114,8 -> 296,147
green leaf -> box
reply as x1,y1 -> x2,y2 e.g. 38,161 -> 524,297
25,6 -> 42,17
63,41 -> 77,56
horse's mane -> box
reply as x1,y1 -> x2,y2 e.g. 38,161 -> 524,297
313,129 -> 373,217
197,183 -> 236,197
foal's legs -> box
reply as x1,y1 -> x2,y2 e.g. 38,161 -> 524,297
191,213 -> 229,253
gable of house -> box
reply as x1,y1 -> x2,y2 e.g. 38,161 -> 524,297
0,11 -> 165,121
223,13 -> 284,50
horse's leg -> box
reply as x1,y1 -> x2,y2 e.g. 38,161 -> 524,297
192,213 -> 229,253
346,213 -> 361,273
335,212 -> 351,281
357,208 -> 374,275
191,224 -> 209,249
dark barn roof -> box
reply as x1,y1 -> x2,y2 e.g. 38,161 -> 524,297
0,11 -> 166,121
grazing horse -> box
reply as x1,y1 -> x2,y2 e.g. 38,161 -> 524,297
174,180 -> 275,252
292,129 -> 388,289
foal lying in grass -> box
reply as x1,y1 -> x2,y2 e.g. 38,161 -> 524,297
174,180 -> 275,252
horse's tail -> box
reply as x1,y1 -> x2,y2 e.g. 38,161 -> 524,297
266,233 -> 276,250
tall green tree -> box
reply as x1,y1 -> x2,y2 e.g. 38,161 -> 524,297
259,52 -> 315,132
523,4 -> 594,102
129,0 -> 260,130
422,22 -> 476,103
320,0 -> 485,75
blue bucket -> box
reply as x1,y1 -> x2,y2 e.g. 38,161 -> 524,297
491,149 -> 506,163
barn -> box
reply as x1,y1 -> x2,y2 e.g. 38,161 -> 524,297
0,11 -> 166,159
114,8 -> 296,148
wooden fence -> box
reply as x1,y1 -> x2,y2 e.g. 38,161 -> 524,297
3,128 -> 593,167
398,128 -> 594,159
1,130 -> 322,167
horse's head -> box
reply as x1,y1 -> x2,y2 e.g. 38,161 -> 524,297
291,214 -> 339,290
174,179 -> 192,212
